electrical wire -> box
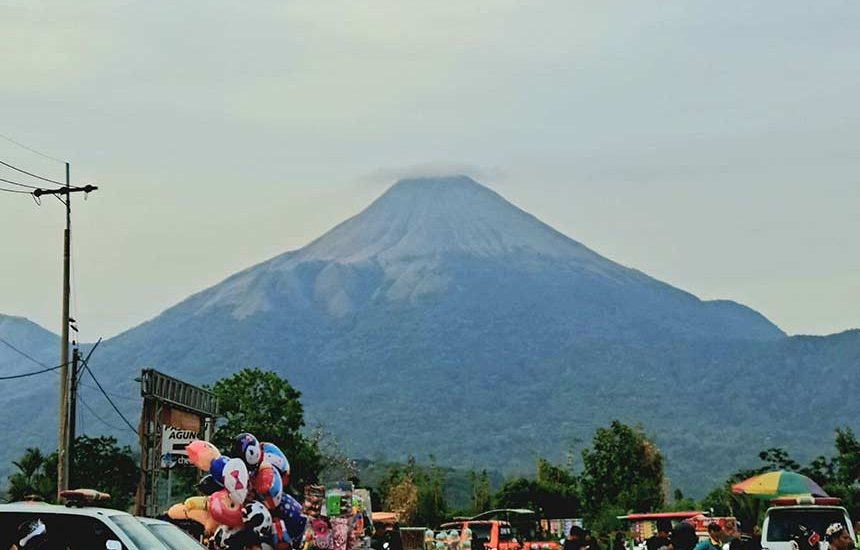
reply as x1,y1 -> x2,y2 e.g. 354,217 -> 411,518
80,357 -> 137,434
0,186 -> 32,194
78,380 -> 137,401
0,176 -> 39,189
0,133 -> 65,164
0,360 -> 68,380
79,393 -> 128,433
0,335 -> 53,369
0,159 -> 64,186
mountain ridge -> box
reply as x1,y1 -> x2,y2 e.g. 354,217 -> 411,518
4,175 -> 857,497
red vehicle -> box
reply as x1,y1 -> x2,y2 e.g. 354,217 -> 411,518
440,520 -> 521,550
470,509 -> 562,550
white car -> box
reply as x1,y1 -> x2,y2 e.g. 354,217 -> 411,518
137,517 -> 206,550
0,501 -> 168,549
761,499 -> 854,550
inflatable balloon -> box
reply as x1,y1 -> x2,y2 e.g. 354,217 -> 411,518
243,501 -> 273,536
262,442 -> 290,485
222,458 -> 249,505
283,509 -> 308,545
254,461 -> 284,508
210,455 -> 229,483
272,517 -> 305,550
274,492 -> 303,522
212,525 -> 253,550
208,489 -> 244,528
186,440 -> 221,471
167,497 -> 220,535
232,432 -> 264,471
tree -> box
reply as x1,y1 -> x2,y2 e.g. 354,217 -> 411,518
7,436 -> 138,510
69,436 -> 138,510
309,426 -> 360,485
470,469 -> 492,515
536,459 -> 580,518
388,476 -> 420,524
211,368 -> 323,491
579,420 -> 665,520
494,459 -> 580,519
7,447 -> 55,502
495,477 -> 539,510
379,456 -> 449,527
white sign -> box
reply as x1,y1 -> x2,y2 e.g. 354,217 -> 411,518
161,426 -> 198,468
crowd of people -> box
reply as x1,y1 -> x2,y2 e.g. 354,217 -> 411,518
559,519 -> 857,550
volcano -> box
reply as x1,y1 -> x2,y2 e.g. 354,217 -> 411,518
3,175 -> 857,496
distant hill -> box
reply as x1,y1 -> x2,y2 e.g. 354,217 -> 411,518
2,176 -> 858,498
0,314 -> 63,461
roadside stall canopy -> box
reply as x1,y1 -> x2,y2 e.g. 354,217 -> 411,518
373,512 -> 400,524
731,471 -> 829,499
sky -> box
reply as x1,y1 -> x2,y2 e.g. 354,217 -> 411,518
1,1 -> 859,340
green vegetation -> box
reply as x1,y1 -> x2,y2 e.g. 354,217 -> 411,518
210,368 -> 323,491
6,436 -> 138,510
700,427 -> 860,527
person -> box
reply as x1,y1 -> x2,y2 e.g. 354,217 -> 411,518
564,526 -> 587,550
730,530 -> 762,550
825,523 -> 856,550
789,524 -> 821,550
614,533 -> 627,550
647,521 -> 672,550
387,524 -> 404,550
669,521 -> 698,550
585,530 -> 599,550
425,529 -> 436,550
693,523 -> 723,550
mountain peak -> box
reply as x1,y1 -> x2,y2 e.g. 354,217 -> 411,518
294,175 -> 607,265
385,174 -> 486,196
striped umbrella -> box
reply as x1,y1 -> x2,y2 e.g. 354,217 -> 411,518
731,470 -> 829,499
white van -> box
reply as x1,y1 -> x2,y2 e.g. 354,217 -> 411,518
761,499 -> 854,550
0,501 -> 168,549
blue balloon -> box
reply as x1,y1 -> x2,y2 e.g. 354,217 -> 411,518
276,493 -> 303,519
285,512 -> 308,545
209,455 -> 229,482
262,442 -> 290,476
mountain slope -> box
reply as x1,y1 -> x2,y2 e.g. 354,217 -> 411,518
0,315 -> 62,477
6,176 -> 856,497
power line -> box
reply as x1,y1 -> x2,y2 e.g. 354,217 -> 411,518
78,380 -> 137,401
0,133 -> 65,163
0,186 -> 32,194
80,358 -> 137,434
0,335 -> 52,369
78,393 -> 128,433
0,360 -> 69,380
0,175 -> 39,189
0,335 -> 126,397
0,159 -> 64,186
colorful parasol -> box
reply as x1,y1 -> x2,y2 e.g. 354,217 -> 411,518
731,470 -> 829,499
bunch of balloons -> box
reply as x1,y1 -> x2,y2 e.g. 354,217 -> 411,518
168,433 -> 306,550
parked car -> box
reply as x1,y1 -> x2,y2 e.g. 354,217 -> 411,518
0,501 -> 168,549
440,520 -> 521,550
761,497 -> 855,550
138,517 -> 207,549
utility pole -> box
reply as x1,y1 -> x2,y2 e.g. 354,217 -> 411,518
67,346 -> 80,488
32,165 -> 97,498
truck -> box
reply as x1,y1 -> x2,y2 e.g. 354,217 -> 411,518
761,497 -> 855,550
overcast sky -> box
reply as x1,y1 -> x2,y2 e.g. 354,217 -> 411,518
2,1 -> 858,340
